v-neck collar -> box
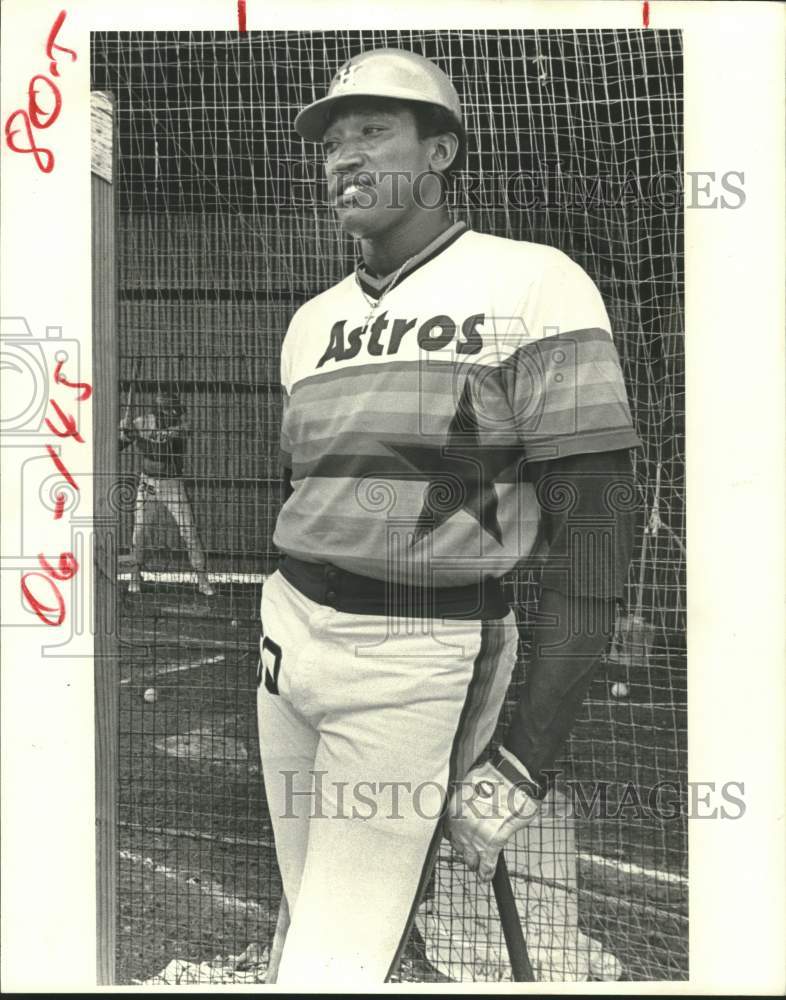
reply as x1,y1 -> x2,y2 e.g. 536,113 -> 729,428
355,221 -> 469,301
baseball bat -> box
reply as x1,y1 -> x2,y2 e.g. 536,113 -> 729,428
492,852 -> 535,982
266,893 -> 290,984
121,357 -> 142,426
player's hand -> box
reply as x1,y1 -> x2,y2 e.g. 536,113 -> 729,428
444,758 -> 539,882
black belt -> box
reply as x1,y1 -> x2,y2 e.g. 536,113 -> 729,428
279,555 -> 509,620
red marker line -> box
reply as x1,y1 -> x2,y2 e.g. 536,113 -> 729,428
238,0 -> 247,32
45,444 -> 79,490
643,1 -> 650,28
54,492 -> 67,520
46,10 -> 77,78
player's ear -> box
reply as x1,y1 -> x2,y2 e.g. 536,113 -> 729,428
428,132 -> 459,174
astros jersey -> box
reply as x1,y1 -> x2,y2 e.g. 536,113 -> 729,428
273,222 -> 641,586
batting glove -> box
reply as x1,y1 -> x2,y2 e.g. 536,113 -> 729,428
444,751 -> 541,882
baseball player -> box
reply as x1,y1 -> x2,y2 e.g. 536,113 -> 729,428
256,48 -> 640,985
120,388 -> 214,597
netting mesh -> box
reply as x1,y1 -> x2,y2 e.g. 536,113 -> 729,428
91,29 -> 685,983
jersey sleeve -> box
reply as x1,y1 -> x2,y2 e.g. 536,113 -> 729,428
502,255 -> 642,460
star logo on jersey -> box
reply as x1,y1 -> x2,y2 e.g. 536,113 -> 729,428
385,377 -> 518,546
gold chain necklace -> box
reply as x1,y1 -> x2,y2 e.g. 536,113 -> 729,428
355,221 -> 461,326
356,254 -> 413,327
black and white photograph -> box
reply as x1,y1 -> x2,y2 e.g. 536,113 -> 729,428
88,27 -> 686,986
1,2 -> 783,993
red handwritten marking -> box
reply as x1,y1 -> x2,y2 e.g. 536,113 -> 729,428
46,9 -> 78,77
38,551 -> 79,581
53,359 -> 92,400
4,10 -> 76,174
45,444 -> 79,490
643,1 -> 650,27
53,492 -> 67,520
238,0 -> 247,32
21,572 -> 66,627
23,357 -> 91,628
28,75 -> 62,129
44,398 -> 84,442
4,111 -> 55,173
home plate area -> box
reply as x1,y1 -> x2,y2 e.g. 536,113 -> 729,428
416,839 -> 622,982
155,723 -> 259,777
142,944 -> 271,986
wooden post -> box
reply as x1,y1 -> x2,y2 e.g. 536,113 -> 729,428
92,90 -> 118,986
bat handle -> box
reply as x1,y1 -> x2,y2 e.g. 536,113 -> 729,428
492,852 -> 535,982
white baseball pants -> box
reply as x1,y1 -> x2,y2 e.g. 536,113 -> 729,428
256,569 -> 518,986
131,473 -> 207,573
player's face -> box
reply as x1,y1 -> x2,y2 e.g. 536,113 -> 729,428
323,100 -> 439,239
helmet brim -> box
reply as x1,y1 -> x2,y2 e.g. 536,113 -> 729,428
294,90 -> 460,142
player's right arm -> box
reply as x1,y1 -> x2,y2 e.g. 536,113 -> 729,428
445,251 -> 642,879
500,252 -> 641,790
128,414 -> 163,454
119,413 -> 140,452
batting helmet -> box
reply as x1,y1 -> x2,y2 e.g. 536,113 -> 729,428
295,48 -> 462,142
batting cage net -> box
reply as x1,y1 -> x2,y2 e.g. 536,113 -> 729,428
91,29 -> 685,984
